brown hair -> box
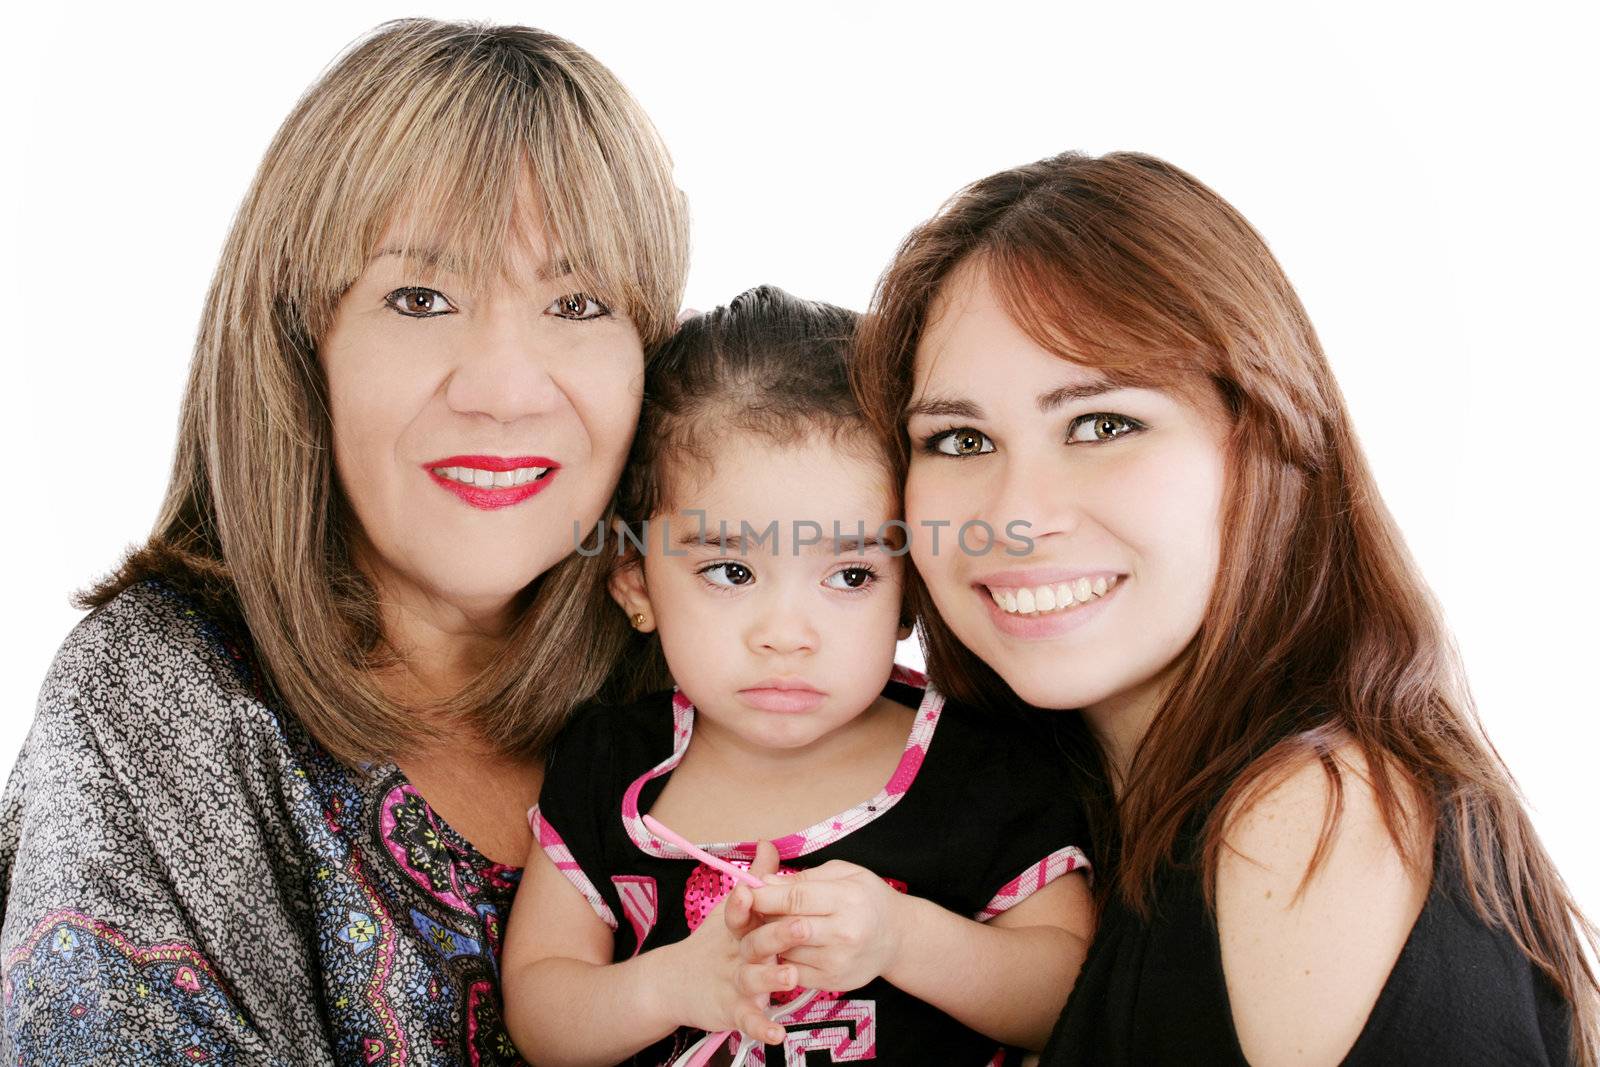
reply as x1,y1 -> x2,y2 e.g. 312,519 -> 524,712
601,285 -> 866,701
84,18 -> 690,764
853,150 -> 1598,1058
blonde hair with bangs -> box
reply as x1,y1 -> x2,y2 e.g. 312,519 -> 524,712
87,18 -> 690,764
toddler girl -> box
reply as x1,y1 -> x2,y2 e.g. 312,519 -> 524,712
503,286 -> 1092,1066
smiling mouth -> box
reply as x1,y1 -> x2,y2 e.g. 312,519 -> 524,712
430,464 -> 553,489
984,575 -> 1121,616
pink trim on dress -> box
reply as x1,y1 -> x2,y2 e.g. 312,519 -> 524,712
528,806 -> 619,930
974,844 -> 1092,921
611,875 -> 660,955
622,665 -> 941,862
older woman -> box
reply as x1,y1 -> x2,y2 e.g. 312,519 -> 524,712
0,19 -> 686,1063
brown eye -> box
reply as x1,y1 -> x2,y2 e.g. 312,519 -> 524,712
547,292 -> 611,320
385,287 -> 456,318
930,427 -> 995,457
1067,412 -> 1142,444
824,566 -> 876,591
701,562 -> 754,587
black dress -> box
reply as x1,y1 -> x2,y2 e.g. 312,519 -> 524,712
1041,817 -> 1575,1066
534,666 -> 1092,1066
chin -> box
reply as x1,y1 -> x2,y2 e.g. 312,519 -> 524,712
419,558 -> 551,615
977,644 -> 1124,712
1003,674 -> 1107,712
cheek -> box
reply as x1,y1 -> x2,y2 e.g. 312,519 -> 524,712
564,336 -> 644,460
1115,440 -> 1226,628
905,466 -> 960,576
324,351 -> 434,505
646,568 -> 728,670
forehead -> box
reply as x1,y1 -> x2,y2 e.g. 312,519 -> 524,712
665,433 -> 894,526
915,260 -> 1106,398
367,185 -> 564,289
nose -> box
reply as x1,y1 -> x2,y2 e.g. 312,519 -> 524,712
443,306 -> 564,422
745,583 -> 820,657
972,443 -> 1084,554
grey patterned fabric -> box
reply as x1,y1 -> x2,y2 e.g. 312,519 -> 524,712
0,583 -> 528,1065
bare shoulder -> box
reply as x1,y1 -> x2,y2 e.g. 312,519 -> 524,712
1216,739 -> 1432,1067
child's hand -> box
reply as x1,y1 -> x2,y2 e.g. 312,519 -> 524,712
662,841 -> 792,1045
738,859 -> 909,993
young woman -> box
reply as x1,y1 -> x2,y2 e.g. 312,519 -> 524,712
0,19 -> 687,1062
853,151 -> 1598,1065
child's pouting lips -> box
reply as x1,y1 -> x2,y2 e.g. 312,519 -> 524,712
737,678 -> 829,714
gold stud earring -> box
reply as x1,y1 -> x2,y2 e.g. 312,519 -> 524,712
631,612 -> 647,630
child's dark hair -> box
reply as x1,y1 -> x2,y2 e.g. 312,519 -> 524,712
616,284 -> 869,528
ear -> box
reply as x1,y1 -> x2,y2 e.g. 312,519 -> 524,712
608,556 -> 656,633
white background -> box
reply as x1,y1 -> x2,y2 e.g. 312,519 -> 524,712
2,2 -> 1595,923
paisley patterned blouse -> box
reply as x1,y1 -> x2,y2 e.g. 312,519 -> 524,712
0,582 -> 529,1065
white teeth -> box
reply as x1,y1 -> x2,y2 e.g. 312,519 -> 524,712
431,465 -> 549,489
986,575 -> 1119,617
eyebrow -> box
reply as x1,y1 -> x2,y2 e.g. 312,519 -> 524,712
371,246 -> 464,273
1035,380 -> 1124,412
905,378 -> 1128,421
370,247 -> 575,282
537,256 -> 575,282
679,530 -> 894,554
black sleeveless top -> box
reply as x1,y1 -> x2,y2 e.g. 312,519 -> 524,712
1040,820 -> 1574,1065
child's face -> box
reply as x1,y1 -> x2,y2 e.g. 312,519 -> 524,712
614,431 -> 908,753
903,260 -> 1228,718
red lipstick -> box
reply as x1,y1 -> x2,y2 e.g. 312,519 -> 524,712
422,455 -> 560,511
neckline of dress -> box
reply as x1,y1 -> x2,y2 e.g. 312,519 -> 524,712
620,663 -> 942,862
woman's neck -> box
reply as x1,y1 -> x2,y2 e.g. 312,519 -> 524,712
1081,671 -> 1172,797
358,551 -> 517,710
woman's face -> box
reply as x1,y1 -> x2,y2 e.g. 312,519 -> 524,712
904,261 -> 1229,719
320,211 -> 644,626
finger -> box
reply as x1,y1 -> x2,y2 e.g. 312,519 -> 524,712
772,915 -> 854,950
741,917 -> 812,961
736,1004 -> 785,1047
748,840 -> 782,882
724,885 -> 754,936
749,881 -> 832,917
775,943 -> 827,969
784,959 -> 835,993
737,961 -> 799,997
765,859 -> 859,883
